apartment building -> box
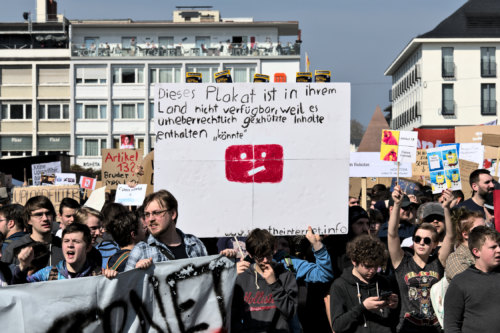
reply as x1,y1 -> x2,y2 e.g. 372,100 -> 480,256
0,1 -> 301,168
384,0 -> 500,130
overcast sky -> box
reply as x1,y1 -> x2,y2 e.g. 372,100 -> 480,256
0,0 -> 467,127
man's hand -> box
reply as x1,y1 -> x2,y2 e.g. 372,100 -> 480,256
236,259 -> 250,275
135,258 -> 153,270
259,263 -> 277,285
18,246 -> 34,272
362,296 -> 387,311
386,293 -> 399,309
441,189 -> 453,209
306,226 -> 323,251
220,249 -> 237,258
102,268 -> 118,279
392,185 -> 403,206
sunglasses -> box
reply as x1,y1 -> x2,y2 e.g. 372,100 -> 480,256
414,236 -> 432,245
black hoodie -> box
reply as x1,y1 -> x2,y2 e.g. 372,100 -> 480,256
231,262 -> 298,333
330,267 -> 398,333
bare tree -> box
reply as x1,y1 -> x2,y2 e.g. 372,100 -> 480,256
351,119 -> 365,145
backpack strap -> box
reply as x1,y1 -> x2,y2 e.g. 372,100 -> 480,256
150,243 -> 175,260
108,251 -> 131,271
284,255 -> 296,273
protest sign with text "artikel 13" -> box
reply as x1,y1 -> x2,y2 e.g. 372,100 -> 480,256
154,83 -> 351,237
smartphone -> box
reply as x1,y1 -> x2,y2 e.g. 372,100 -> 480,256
379,290 -> 392,301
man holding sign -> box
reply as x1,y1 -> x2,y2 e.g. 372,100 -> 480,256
125,190 -> 207,270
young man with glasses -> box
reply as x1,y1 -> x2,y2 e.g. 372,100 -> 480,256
1,196 -> 64,272
124,190 -> 207,271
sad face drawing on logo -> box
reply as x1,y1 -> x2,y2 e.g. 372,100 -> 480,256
225,144 -> 284,183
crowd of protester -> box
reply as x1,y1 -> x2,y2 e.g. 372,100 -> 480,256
0,168 -> 499,332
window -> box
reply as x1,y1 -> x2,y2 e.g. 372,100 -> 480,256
1,66 -> 31,85
186,66 -> 219,83
1,103 -> 32,120
481,84 -> 496,115
481,47 -> 496,77
38,103 -> 69,120
442,47 -> 454,78
76,103 -> 107,120
112,67 -> 144,84
159,37 -> 174,49
84,37 -> 99,49
112,103 -> 144,119
442,84 -> 454,115
223,65 -> 257,83
38,66 -> 69,85
121,37 -> 136,49
150,67 -> 181,83
76,138 -> 107,157
75,66 -> 107,84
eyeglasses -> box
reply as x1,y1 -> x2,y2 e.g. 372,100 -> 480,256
31,211 -> 53,219
414,236 -> 432,245
144,209 -> 169,219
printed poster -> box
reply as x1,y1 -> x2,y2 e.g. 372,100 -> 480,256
426,146 -> 461,193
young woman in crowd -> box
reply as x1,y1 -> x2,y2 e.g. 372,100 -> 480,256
388,185 -> 455,333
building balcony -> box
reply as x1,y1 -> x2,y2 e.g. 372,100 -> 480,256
481,100 -> 497,115
441,100 -> 455,116
481,61 -> 497,78
71,42 -> 301,58
442,61 -> 455,78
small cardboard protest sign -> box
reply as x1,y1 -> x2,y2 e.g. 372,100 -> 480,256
139,151 -> 154,195
412,149 -> 430,177
427,146 -> 461,193
80,176 -> 97,190
31,161 -> 61,186
115,184 -> 147,206
101,149 -> 143,190
12,185 -> 80,213
350,152 -> 412,177
459,159 -> 479,200
54,173 -> 77,185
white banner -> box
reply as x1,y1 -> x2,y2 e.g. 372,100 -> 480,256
350,152 -> 412,178
0,255 -> 236,333
154,83 -> 351,237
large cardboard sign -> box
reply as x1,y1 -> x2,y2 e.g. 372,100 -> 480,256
350,152 -> 412,177
101,149 -> 143,190
455,125 -> 500,159
31,161 -> 61,186
459,159 -> 479,200
12,185 -> 80,213
154,83 -> 350,237
0,255 -> 236,333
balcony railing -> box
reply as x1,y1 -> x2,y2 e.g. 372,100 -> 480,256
442,61 -> 455,78
442,100 -> 455,115
71,42 -> 301,58
481,61 -> 497,77
482,100 -> 497,115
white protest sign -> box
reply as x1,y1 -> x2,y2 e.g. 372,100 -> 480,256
398,131 -> 418,163
84,186 -> 107,211
54,173 -> 77,185
458,143 -> 484,166
0,255 -> 235,333
115,184 -> 147,206
154,83 -> 350,237
350,152 -> 412,177
31,161 -> 61,186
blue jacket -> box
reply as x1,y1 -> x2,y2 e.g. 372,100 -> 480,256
14,259 -> 101,283
274,245 -> 334,283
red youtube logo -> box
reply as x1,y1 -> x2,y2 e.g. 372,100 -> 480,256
225,144 -> 283,183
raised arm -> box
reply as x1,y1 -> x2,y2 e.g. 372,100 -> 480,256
439,189 -> 456,266
388,186 -> 404,268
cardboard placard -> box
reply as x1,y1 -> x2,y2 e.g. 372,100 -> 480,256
455,125 -> 500,159
139,151 -> 154,196
101,149 -> 143,190
459,159 -> 479,200
412,149 -> 430,177
12,185 -> 80,213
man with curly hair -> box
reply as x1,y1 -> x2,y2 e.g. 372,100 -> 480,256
330,235 -> 399,332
